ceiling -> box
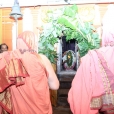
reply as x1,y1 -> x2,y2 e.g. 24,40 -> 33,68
0,0 -> 113,8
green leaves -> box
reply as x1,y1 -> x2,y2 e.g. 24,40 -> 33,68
78,41 -> 89,57
58,16 -> 78,30
39,4 -> 101,63
57,6 -> 100,57
64,5 -> 78,17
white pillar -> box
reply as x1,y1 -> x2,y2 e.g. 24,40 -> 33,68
93,5 -> 101,39
12,22 -> 17,50
37,7 -> 43,52
93,5 -> 101,26
23,8 -> 33,31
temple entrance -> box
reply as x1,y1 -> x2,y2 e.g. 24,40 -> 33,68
56,36 -> 79,109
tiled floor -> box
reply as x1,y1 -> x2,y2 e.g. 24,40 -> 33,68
53,106 -> 72,114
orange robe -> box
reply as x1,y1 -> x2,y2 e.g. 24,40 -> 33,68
10,51 -> 52,114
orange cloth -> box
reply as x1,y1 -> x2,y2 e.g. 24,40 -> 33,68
50,64 -> 57,107
0,51 -> 29,114
10,31 -> 52,114
10,50 -> 52,114
0,31 -> 52,114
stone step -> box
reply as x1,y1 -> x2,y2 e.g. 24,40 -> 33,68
59,76 -> 74,82
57,89 -> 69,106
58,89 -> 69,96
57,97 -> 69,106
53,106 -> 72,114
59,82 -> 71,89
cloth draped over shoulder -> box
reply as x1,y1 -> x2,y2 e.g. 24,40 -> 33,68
0,50 -> 52,114
0,31 -> 52,114
9,51 -> 52,114
68,46 -> 114,114
0,51 -> 29,113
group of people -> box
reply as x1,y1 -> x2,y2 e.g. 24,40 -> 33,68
0,27 -> 114,114
0,6 -> 114,113
0,31 -> 59,114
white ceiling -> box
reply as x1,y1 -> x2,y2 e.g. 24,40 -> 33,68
0,0 -> 113,8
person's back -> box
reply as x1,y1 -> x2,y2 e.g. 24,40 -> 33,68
10,51 -> 52,114
68,46 -> 114,114
68,4 -> 114,114
0,31 -> 59,114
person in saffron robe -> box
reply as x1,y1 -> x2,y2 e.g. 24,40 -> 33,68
68,4 -> 114,114
0,31 -> 59,114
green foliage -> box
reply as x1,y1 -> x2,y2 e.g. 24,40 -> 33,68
38,20 -> 66,64
57,5 -> 101,57
38,8 -> 66,64
38,5 -> 101,63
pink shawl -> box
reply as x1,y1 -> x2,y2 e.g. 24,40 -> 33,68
68,46 -> 114,114
68,4 -> 114,114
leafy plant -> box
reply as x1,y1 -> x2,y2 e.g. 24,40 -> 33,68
38,5 -> 101,63
38,9 -> 66,64
57,5 -> 101,57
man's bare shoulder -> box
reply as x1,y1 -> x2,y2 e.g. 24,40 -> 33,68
38,54 -> 49,61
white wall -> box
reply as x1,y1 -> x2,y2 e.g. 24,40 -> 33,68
0,0 -> 114,8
